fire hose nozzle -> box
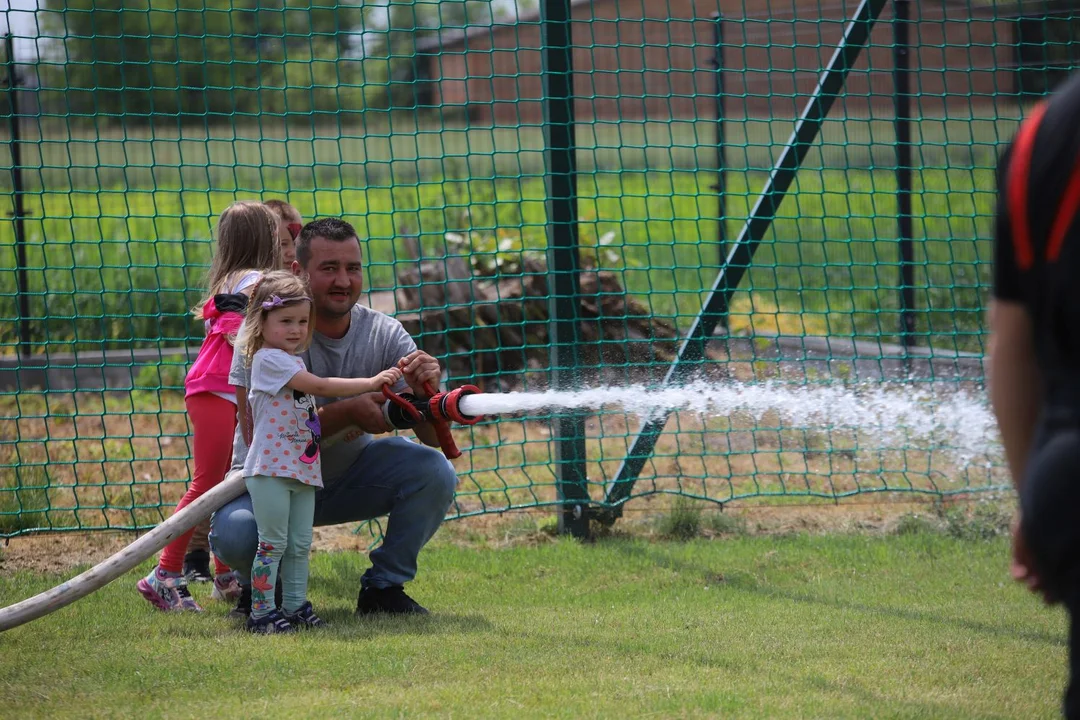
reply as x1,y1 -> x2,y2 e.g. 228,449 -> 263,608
381,383 -> 484,460
431,385 -> 482,426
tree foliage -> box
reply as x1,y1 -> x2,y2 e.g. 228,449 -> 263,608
33,0 -> 502,122
37,0 -> 371,121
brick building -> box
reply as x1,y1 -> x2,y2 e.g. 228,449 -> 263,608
416,0 -> 1023,126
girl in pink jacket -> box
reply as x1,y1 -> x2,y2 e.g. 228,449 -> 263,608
137,201 -> 280,612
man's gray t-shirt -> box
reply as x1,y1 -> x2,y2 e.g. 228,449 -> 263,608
230,303 -> 417,486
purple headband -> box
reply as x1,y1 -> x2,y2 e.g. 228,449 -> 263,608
261,294 -> 311,310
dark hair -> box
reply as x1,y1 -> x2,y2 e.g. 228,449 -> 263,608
296,218 -> 360,267
263,199 -> 301,222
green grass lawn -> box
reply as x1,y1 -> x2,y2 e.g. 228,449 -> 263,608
0,532 -> 1065,718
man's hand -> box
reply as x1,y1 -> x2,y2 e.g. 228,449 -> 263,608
347,392 -> 391,435
398,350 -> 442,396
1010,512 -> 1060,606
317,393 -> 391,441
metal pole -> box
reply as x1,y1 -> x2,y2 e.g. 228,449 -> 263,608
542,0 -> 589,538
712,13 -> 727,334
893,0 -> 915,350
713,13 -> 726,271
4,34 -> 28,359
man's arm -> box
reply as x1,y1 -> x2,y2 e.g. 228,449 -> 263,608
988,138 -> 1036,488
987,298 -> 1054,601
237,387 -> 252,446
317,393 -> 391,438
988,298 -> 1040,489
229,343 -> 253,446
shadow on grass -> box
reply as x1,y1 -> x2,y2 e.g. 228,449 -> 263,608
335,612 -> 495,638
145,604 -> 494,640
609,542 -> 1066,647
307,551 -> 374,598
302,552 -> 495,637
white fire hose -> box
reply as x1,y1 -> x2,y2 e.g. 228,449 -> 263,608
0,469 -> 248,633
0,425 -> 361,633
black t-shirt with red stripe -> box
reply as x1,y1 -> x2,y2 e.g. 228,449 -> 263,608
995,71 -> 1080,306
994,71 -> 1080,393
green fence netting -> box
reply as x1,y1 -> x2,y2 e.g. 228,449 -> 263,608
0,0 -> 1048,537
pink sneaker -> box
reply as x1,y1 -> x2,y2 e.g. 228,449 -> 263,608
136,567 -> 203,612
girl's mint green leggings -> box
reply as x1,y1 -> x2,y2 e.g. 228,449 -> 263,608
245,475 -> 316,618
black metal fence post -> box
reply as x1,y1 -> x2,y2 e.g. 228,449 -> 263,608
893,0 -> 915,351
713,13 -> 726,273
542,0 -> 590,538
4,34 -> 28,360
711,13 -> 728,336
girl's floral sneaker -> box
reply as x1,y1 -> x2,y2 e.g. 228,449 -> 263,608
136,567 -> 203,612
284,601 -> 327,629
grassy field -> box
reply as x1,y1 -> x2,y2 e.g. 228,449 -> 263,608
0,531 -> 1064,718
0,114 -> 1016,191
0,114 -> 1001,356
0,168 -> 994,356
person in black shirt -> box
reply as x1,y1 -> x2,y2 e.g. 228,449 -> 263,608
991,71 -> 1080,719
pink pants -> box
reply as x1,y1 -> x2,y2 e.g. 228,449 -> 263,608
158,393 -> 237,575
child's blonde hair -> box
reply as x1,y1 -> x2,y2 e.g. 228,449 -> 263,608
194,201 -> 279,321
236,270 -> 316,366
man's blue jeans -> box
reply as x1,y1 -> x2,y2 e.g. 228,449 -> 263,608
209,437 -> 458,591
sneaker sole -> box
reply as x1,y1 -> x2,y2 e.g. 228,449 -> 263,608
137,578 -> 203,612
246,627 -> 295,635
136,578 -> 174,612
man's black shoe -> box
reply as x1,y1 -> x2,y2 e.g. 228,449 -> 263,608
227,583 -> 252,619
356,586 -> 430,616
182,549 -> 212,583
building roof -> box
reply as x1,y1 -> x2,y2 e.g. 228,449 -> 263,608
415,0 -> 595,53
415,0 -> 1011,55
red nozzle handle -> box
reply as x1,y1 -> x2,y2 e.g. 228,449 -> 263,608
381,384 -> 425,425
423,381 -> 461,460
380,383 -> 459,459
379,381 -> 477,460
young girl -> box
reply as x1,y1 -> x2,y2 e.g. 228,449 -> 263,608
237,271 -> 402,634
263,199 -> 303,268
187,200 -> 305,584
137,201 -> 281,613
